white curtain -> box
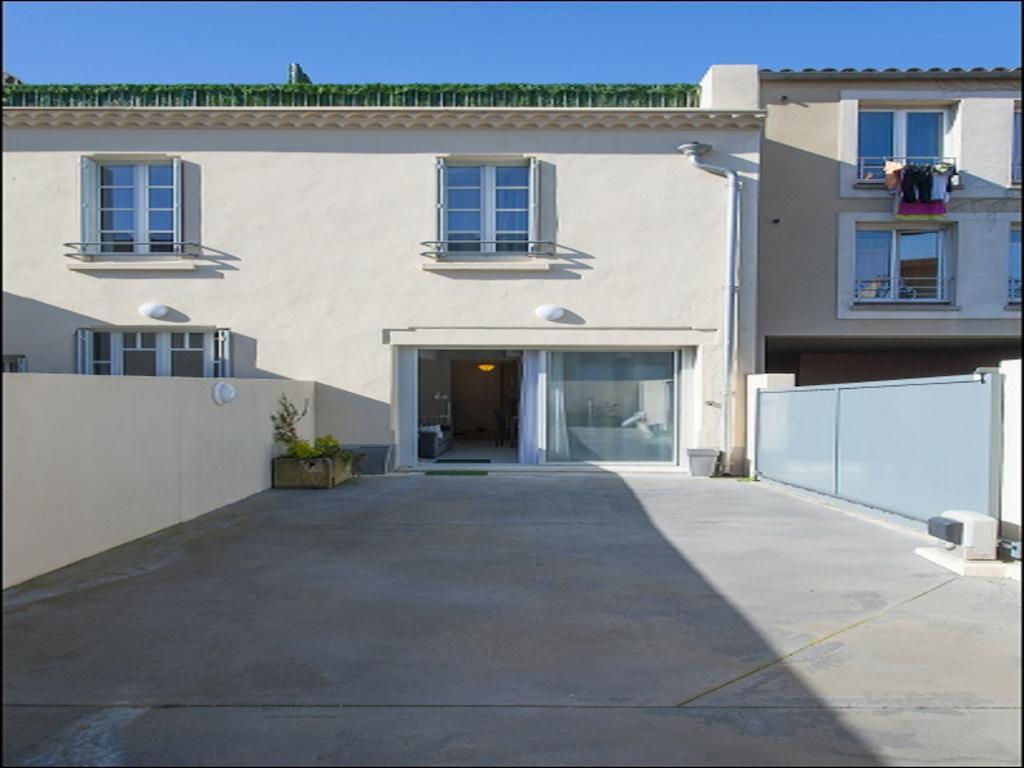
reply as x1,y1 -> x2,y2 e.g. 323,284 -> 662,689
546,352 -> 571,461
517,351 -> 541,464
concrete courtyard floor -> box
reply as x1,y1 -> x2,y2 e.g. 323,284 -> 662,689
2,473 -> 1020,766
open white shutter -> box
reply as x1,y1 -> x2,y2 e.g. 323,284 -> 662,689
76,329 -> 93,374
214,329 -> 232,377
528,157 -> 540,254
435,157 -> 447,254
80,158 -> 98,258
172,157 -> 184,255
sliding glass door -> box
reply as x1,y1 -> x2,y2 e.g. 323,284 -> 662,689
546,351 -> 676,463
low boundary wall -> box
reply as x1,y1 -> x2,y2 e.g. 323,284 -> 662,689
2,374 -> 315,588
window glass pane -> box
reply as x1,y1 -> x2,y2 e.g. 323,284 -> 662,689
171,332 -> 184,347
101,166 -> 134,185
496,166 -> 529,186
447,211 -> 481,232
496,211 -> 528,231
93,332 -> 111,361
447,189 -> 481,209
898,231 -> 941,298
858,112 -> 893,178
148,188 -> 173,208
147,165 -> 173,186
148,211 -> 174,231
140,332 -> 156,347
123,332 -> 137,347
124,350 -> 157,376
189,332 -> 205,348
101,233 -> 134,252
93,362 -> 111,375
172,350 -> 204,377
496,189 -> 528,209
101,210 -> 134,230
447,233 -> 480,252
447,166 -> 481,186
547,352 -> 675,463
495,233 -> 528,252
906,113 -> 943,161
101,188 -> 134,207
855,231 -> 892,298
149,233 -> 174,252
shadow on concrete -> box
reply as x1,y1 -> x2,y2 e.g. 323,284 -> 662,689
2,473 -> 881,765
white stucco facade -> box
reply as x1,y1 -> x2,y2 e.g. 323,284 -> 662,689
2,66 -> 764,470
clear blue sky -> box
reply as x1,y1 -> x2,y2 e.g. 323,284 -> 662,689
3,1 -> 1020,84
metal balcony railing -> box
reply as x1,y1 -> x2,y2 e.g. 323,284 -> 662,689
1009,277 -> 1022,303
63,242 -> 202,260
420,240 -> 555,259
857,156 -> 958,182
854,276 -> 952,302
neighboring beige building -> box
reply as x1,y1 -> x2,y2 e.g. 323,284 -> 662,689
758,67 -> 1022,384
2,66 -> 764,473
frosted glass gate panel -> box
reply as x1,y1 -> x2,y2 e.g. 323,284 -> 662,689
756,388 -> 837,495
546,351 -> 675,463
756,373 -> 1002,521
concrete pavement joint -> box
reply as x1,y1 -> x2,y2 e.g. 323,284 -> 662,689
673,575 -> 962,708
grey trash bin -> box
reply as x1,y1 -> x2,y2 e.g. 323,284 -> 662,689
686,448 -> 720,477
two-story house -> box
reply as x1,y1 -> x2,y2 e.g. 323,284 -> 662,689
2,65 -> 764,473
758,67 -> 1022,384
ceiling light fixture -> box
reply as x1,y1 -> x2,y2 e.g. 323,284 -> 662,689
477,363 -> 496,372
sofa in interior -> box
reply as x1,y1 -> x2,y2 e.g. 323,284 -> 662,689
418,425 -> 453,459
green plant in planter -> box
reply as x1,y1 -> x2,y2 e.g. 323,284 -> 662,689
270,394 -> 309,449
287,439 -> 320,459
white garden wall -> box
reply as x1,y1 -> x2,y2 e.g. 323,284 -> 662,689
1,374 -> 314,588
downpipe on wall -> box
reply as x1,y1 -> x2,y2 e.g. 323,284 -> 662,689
677,142 -> 741,475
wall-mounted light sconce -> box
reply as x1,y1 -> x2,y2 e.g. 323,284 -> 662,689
535,304 -> 566,322
212,381 -> 238,405
138,303 -> 169,319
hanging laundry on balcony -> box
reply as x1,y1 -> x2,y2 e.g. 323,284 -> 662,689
892,161 -> 957,220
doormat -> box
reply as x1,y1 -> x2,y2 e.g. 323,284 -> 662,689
425,470 -> 489,476
434,459 -> 493,463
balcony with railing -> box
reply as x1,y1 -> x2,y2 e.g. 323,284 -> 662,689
857,156 -> 959,183
419,240 -> 555,259
1009,277 -> 1022,304
854,276 -> 952,303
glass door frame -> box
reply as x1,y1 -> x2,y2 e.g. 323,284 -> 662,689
537,348 -> 683,467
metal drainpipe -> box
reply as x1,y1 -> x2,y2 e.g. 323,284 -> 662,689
676,142 -> 741,474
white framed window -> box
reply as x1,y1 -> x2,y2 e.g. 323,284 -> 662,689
76,329 -> 231,377
1010,227 -> 1021,304
857,108 -> 951,180
2,355 -> 27,373
436,158 -> 539,255
855,227 -> 950,302
80,157 -> 182,257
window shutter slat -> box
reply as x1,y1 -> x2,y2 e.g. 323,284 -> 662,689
172,157 -> 184,254
80,158 -> 98,258
436,157 -> 447,253
528,157 -> 540,254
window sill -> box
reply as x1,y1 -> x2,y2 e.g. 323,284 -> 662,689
67,259 -> 197,272
849,301 -> 960,311
422,260 -> 551,272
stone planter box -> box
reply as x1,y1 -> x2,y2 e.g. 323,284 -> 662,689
272,455 -> 357,489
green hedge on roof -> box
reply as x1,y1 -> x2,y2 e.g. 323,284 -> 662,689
2,82 -> 700,108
